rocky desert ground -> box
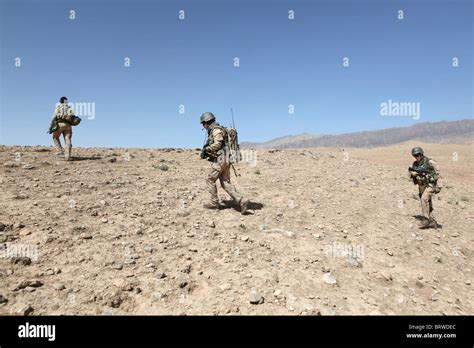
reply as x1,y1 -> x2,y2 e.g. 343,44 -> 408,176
0,141 -> 472,315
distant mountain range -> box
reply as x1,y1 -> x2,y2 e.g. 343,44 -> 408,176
241,119 -> 474,149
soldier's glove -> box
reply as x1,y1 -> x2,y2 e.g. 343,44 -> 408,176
410,171 -> 418,178
432,187 -> 441,194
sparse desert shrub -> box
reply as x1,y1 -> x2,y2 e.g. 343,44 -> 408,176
155,163 -> 169,171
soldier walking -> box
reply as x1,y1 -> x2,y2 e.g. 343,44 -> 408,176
408,147 -> 443,229
48,96 -> 75,161
200,112 -> 249,214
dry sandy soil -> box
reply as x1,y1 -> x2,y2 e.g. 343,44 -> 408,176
0,141 -> 472,315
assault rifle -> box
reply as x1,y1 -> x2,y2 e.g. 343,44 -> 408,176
408,165 -> 433,184
201,139 -> 209,159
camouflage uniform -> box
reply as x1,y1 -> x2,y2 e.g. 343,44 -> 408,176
204,123 -> 246,208
50,103 -> 74,160
411,156 -> 443,221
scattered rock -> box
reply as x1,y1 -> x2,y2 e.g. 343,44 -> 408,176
13,222 -> 25,229
323,273 -> 338,285
0,294 -> 8,304
17,305 -> 34,316
374,270 -> 392,282
113,279 -> 133,291
219,283 -> 231,291
155,272 -> 167,279
4,161 -> 21,168
11,257 -> 32,266
207,220 -> 216,228
72,225 -> 87,232
54,283 -> 66,291
112,263 -> 123,270
273,289 -> 283,297
249,289 -> 264,304
19,229 -> 31,236
320,307 -> 337,316
14,280 -> 44,291
108,295 -> 123,308
44,236 -> 57,243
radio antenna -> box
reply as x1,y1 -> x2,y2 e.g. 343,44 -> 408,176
231,107 -> 236,129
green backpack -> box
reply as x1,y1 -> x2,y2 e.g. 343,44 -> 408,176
224,127 -> 241,163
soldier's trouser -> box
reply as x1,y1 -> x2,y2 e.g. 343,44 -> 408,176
52,125 -> 73,160
419,185 -> 434,219
206,161 -> 243,205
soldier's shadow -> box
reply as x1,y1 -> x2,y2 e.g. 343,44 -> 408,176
222,200 -> 264,215
71,156 -> 103,161
412,215 -> 443,229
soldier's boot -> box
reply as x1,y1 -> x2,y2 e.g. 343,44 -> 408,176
419,219 -> 430,229
429,217 -> 438,229
52,135 -> 63,155
419,217 -> 438,230
239,197 -> 249,215
65,146 -> 72,161
203,202 -> 224,210
417,216 -> 429,225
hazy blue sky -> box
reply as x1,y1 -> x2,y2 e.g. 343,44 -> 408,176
0,0 -> 472,148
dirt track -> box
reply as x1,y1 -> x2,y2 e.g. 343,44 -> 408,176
0,142 -> 472,315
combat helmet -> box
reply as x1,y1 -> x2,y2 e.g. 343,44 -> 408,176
200,112 -> 215,124
411,147 -> 424,156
